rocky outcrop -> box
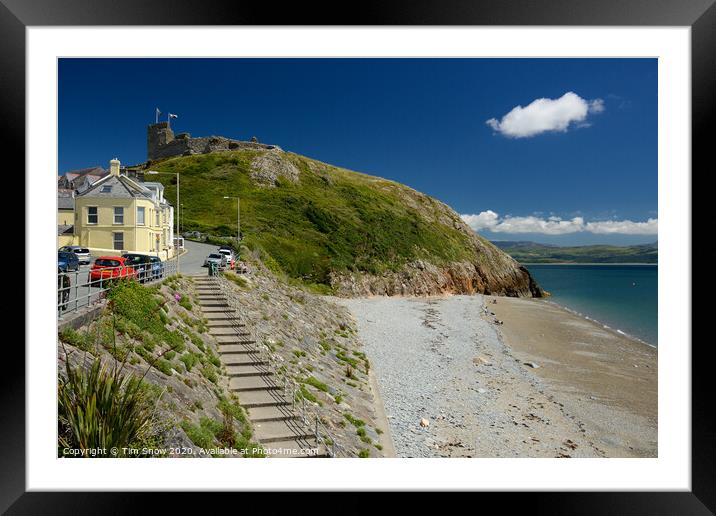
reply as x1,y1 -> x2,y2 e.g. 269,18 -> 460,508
330,257 -> 543,298
250,149 -> 300,186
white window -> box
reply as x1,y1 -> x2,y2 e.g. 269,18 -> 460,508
137,206 -> 145,225
87,206 -> 98,224
113,232 -> 124,250
114,206 -> 124,224
156,210 -> 160,227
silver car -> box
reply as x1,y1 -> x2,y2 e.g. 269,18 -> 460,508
59,245 -> 91,265
203,253 -> 226,268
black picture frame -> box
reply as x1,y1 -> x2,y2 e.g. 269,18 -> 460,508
4,0 -> 709,512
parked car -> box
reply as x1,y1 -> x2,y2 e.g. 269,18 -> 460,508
88,256 -> 138,285
217,248 -> 235,269
148,256 -> 165,280
122,253 -> 154,282
203,253 -> 226,269
58,251 -> 80,272
58,246 -> 91,265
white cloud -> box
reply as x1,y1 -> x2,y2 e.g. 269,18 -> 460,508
585,218 -> 658,235
460,210 -> 499,231
492,215 -> 585,235
486,92 -> 605,138
461,211 -> 657,236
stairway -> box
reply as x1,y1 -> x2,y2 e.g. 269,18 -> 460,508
192,275 -> 327,458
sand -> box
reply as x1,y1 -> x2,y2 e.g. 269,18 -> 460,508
486,295 -> 657,457
338,294 -> 657,458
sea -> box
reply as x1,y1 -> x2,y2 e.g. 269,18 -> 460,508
524,264 -> 658,346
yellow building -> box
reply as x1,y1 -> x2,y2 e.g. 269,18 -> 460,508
73,158 -> 175,259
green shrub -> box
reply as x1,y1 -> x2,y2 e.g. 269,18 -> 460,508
358,448 -> 370,458
180,353 -> 198,371
202,364 -> 218,384
58,327 -> 93,352
155,358 -> 173,376
181,417 -> 221,449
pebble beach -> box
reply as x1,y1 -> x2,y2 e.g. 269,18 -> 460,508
337,294 -> 657,458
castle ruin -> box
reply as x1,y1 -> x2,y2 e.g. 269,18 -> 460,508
147,122 -> 281,161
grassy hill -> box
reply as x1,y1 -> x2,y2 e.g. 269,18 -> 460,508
493,241 -> 658,264
148,149 -> 541,297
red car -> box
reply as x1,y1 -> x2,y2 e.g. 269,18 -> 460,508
88,256 -> 138,284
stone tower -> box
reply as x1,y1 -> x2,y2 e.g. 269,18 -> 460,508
147,122 -> 175,160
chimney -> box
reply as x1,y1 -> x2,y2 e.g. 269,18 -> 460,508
109,158 -> 121,176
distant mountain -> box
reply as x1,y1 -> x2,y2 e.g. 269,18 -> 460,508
492,241 -> 658,264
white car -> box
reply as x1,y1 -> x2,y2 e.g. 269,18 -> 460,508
217,248 -> 235,268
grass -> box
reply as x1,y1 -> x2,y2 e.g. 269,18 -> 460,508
358,448 -> 371,458
223,272 -> 249,289
58,327 -> 94,353
296,385 -> 322,406
344,413 -> 365,428
178,295 -> 193,311
106,280 -> 185,350
180,352 -> 198,371
304,376 -> 330,393
149,150 -> 479,289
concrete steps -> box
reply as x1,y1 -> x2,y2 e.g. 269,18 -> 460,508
230,375 -> 282,392
218,343 -> 256,354
209,327 -> 252,336
214,335 -> 256,344
200,307 -> 235,314
248,405 -> 297,423
226,364 -> 273,377
204,312 -> 240,320
224,358 -> 269,369
221,353 -> 264,365
239,389 -> 292,409
207,320 -> 246,328
192,276 -> 326,458
252,420 -> 315,443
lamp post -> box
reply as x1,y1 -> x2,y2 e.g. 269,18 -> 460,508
223,196 -> 240,248
146,170 -> 180,274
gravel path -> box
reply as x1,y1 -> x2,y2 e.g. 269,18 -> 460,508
338,295 -> 610,458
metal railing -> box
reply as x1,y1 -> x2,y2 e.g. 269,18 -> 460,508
213,275 -> 345,457
57,258 -> 179,317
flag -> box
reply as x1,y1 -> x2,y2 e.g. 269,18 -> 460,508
169,113 -> 178,119
155,108 -> 161,123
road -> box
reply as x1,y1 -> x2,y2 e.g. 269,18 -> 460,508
178,239 -> 218,275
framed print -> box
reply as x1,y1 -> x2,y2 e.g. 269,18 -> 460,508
4,0 -> 711,511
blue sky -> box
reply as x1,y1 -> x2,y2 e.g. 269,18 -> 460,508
59,58 -> 657,245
